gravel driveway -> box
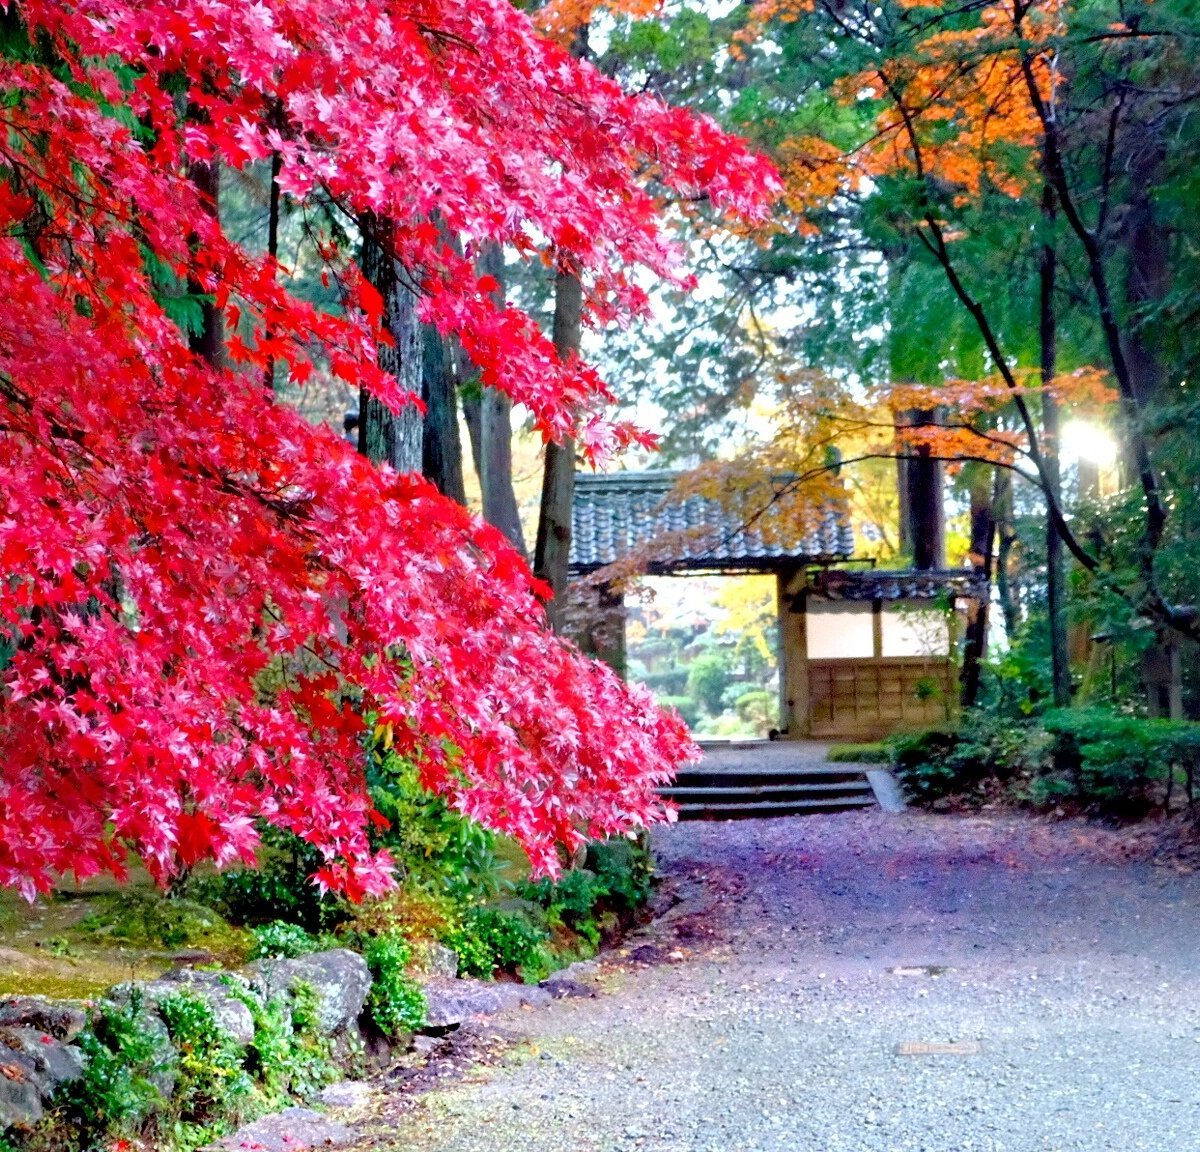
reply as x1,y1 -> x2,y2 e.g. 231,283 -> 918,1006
348,810 -> 1200,1152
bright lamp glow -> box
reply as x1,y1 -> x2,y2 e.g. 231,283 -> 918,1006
1062,420 -> 1118,468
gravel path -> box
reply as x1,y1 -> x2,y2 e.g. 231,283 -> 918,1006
347,810 -> 1200,1152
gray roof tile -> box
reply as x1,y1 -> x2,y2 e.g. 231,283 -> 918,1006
808,568 -> 989,601
568,471 -> 854,574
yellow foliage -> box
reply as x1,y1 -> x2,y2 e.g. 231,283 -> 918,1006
713,576 -> 779,664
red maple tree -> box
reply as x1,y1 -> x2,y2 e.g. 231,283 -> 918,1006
0,0 -> 779,897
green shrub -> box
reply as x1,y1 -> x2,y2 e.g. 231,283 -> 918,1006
512,838 -> 653,962
1036,709 -> 1200,818
687,652 -> 732,715
444,906 -> 551,982
656,695 -> 701,727
361,932 -> 426,1037
347,883 -> 462,948
733,689 -> 777,729
249,920 -> 321,960
585,837 -> 654,919
891,714 -> 1032,806
228,979 -> 338,1103
187,826 -> 349,932
65,991 -> 173,1147
368,749 -> 505,903
891,725 -> 972,804
638,669 -> 689,695
34,981 -> 340,1152
891,707 -> 1200,818
827,742 -> 890,764
519,869 -> 609,948
158,991 -> 253,1146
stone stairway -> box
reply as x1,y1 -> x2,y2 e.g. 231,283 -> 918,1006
662,743 -> 880,820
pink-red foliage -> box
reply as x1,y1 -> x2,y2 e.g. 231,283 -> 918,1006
0,0 -> 779,897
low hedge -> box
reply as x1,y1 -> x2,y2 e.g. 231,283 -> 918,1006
890,708 -> 1200,819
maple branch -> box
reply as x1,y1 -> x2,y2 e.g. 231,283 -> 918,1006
666,448 -> 1043,577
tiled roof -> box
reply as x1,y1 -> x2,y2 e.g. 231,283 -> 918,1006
808,568 -> 989,602
569,471 -> 854,575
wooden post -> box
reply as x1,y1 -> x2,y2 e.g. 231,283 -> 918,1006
777,568 -> 809,738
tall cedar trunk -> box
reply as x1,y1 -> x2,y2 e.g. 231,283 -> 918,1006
419,217 -> 466,502
465,243 -> 527,554
534,268 -> 582,632
897,409 -> 945,570
993,468 -> 1019,641
1124,178 -> 1170,411
897,454 -> 913,559
357,216 -> 423,472
1041,181 -> 1071,706
421,323 -> 466,503
960,464 -> 997,706
187,161 -> 223,366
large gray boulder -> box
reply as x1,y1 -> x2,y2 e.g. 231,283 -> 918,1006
204,1104 -> 357,1151
109,969 -> 257,1046
419,977 -> 551,1031
0,1025 -> 86,1129
247,949 -> 370,1035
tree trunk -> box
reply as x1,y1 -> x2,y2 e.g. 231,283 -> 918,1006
897,453 -> 913,559
357,216 -> 423,472
960,464 -> 997,706
481,389 -> 526,554
187,160 -> 223,367
1123,180 -> 1170,411
897,409 -> 945,570
466,243 -> 527,554
463,389 -> 482,485
421,323 -> 466,503
534,269 -> 582,632
1040,181 -> 1071,707
263,152 -> 282,392
993,469 -> 1019,641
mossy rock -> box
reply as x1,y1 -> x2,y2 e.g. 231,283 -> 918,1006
77,892 -> 250,958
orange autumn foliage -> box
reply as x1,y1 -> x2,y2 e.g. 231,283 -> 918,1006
611,365 -> 1114,583
849,0 -> 1059,202
538,0 -> 663,42
775,135 -> 854,233
885,368 -> 1116,469
739,0 -> 1064,215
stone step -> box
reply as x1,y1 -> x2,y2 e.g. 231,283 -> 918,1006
673,795 -> 877,820
663,760 -> 882,820
671,769 -> 868,790
662,781 -> 874,802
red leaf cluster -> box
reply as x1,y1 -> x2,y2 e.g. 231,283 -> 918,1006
0,0 -> 780,896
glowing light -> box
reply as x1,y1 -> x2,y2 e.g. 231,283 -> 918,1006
1062,420 -> 1118,468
